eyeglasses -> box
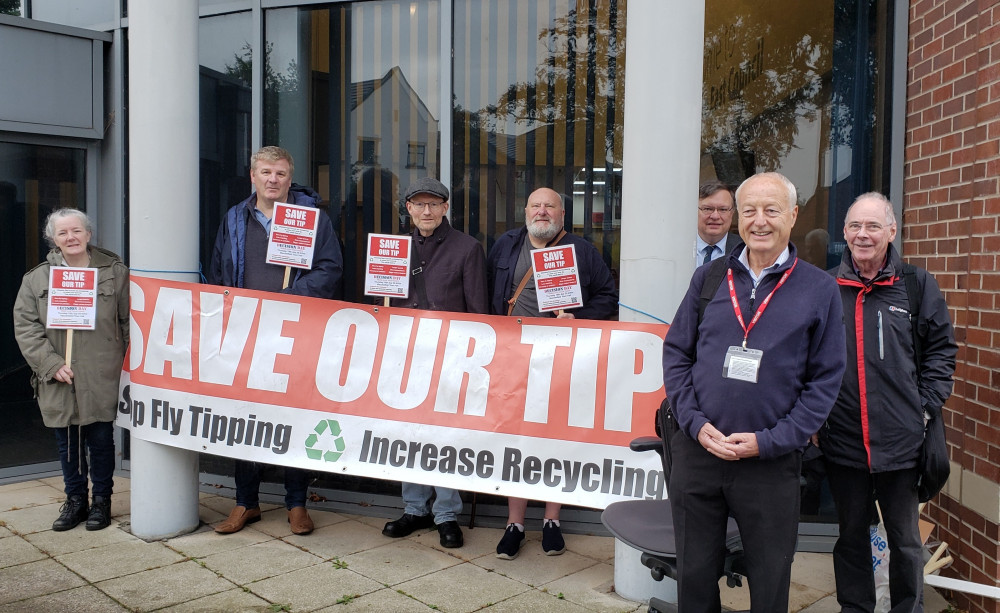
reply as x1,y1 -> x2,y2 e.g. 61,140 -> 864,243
845,221 -> 889,233
409,201 -> 446,211
698,206 -> 733,215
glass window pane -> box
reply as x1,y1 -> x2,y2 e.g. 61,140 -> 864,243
265,2 -> 442,301
702,0 -> 884,270
452,0 -> 626,274
0,141 -> 85,470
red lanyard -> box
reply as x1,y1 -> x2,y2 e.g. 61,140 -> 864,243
726,257 -> 798,348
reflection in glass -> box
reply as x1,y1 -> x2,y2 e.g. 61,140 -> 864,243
453,0 -> 626,271
702,0 -> 887,271
0,142 -> 85,470
199,11 -> 253,273
266,3 -> 442,300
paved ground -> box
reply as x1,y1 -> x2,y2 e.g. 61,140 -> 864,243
0,477 -> 952,612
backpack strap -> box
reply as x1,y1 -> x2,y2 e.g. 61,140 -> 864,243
506,229 -> 567,315
698,256 -> 730,326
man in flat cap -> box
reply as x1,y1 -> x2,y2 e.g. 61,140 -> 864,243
380,177 -> 489,548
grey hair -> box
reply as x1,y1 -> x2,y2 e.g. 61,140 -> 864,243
251,145 -> 294,176
735,172 -> 797,208
43,208 -> 92,247
847,192 -> 896,227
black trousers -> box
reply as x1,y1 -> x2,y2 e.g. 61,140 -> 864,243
668,432 -> 802,613
825,461 -> 923,613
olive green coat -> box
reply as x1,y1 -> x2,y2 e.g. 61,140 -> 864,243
13,247 -> 130,427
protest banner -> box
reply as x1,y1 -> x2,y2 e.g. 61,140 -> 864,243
364,233 -> 412,299
531,244 -> 583,312
118,276 -> 668,509
266,202 -> 319,270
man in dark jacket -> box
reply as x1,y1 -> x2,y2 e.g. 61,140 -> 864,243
663,172 -> 846,612
696,179 -> 742,265
380,177 -> 488,549
818,192 -> 956,612
207,146 -> 343,536
487,187 -> 618,560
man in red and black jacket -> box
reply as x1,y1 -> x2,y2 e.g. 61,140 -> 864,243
818,192 -> 956,612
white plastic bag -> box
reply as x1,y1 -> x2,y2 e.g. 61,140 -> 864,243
871,523 -> 891,613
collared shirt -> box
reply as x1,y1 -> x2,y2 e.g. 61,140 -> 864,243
695,234 -> 730,265
737,245 -> 791,286
252,206 -> 272,234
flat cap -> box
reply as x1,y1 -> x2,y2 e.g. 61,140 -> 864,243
404,177 -> 449,202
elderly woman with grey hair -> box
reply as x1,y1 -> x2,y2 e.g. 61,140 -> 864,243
13,208 -> 129,531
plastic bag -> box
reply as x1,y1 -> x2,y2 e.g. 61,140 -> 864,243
871,523 -> 891,613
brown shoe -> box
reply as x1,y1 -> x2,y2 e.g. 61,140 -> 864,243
288,507 -> 314,535
214,505 -> 261,534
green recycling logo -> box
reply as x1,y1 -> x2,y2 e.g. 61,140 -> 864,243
304,419 -> 346,462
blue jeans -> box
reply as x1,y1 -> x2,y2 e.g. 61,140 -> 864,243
401,483 -> 462,523
234,460 -> 310,510
54,421 -> 115,498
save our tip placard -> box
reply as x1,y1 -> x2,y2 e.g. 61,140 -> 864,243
364,233 -> 412,298
266,202 -> 319,270
47,267 -> 98,330
530,244 -> 583,312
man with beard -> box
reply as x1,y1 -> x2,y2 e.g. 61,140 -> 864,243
487,187 -> 618,559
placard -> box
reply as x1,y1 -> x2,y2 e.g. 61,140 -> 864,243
265,202 -> 319,270
47,267 -> 98,330
531,244 -> 583,312
364,233 -> 412,298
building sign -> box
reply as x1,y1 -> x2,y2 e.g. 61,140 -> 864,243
118,276 -> 669,508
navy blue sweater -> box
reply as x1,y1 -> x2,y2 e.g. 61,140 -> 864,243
662,244 -> 846,459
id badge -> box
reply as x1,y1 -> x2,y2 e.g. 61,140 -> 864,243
723,346 -> 763,383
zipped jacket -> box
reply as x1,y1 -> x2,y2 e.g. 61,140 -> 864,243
207,184 -> 343,299
13,247 -> 130,427
819,244 -> 956,472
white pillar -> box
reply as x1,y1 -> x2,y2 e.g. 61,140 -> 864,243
618,1 -> 705,325
127,0 -> 201,540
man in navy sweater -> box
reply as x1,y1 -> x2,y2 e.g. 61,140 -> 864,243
662,172 -> 846,612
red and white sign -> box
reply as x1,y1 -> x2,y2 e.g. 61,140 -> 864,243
531,244 -> 583,312
47,267 -> 98,330
118,277 -> 669,509
265,202 -> 319,269
364,233 -> 412,298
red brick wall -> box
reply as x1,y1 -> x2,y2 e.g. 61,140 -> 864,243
906,1 -> 1000,611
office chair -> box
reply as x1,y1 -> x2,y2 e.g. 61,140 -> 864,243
601,398 -> 747,613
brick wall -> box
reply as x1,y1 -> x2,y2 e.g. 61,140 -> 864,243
906,1 -> 1000,611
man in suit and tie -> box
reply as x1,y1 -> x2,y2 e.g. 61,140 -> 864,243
696,180 -> 742,266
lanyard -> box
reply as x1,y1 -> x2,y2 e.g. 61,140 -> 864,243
727,257 -> 798,348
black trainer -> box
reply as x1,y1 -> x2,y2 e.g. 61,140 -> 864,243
437,520 -> 464,548
542,519 -> 565,555
496,523 -> 525,559
52,495 -> 89,531
382,513 -> 434,538
86,495 -> 112,531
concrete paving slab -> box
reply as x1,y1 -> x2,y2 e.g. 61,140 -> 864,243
0,480 -> 49,493
790,552 -> 837,594
798,594 -> 841,613
481,587 -> 637,612
0,502 -> 65,534
57,539 -> 187,583
283,518 -> 388,559
0,524 -> 12,538
342,539 -> 462,586
156,587 -> 273,612
411,523 -> 505,561
313,587 -> 433,612
199,496 -> 280,516
476,547 -> 599,587
246,505 -> 347,539
246,562 -> 383,611
0,558 -> 86,605
568,532 -> 618,563
37,476 -> 67,491
199,537 -> 324,584
95,559 -> 234,612
0,483 -> 64,510
352,512 -> 395,531
0,534 -> 47,567
165,523 -> 272,558
9,585 -> 130,613
393,561 -> 529,613
789,583 -> 832,613
25,522 -> 137,556
542,561 -> 639,613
